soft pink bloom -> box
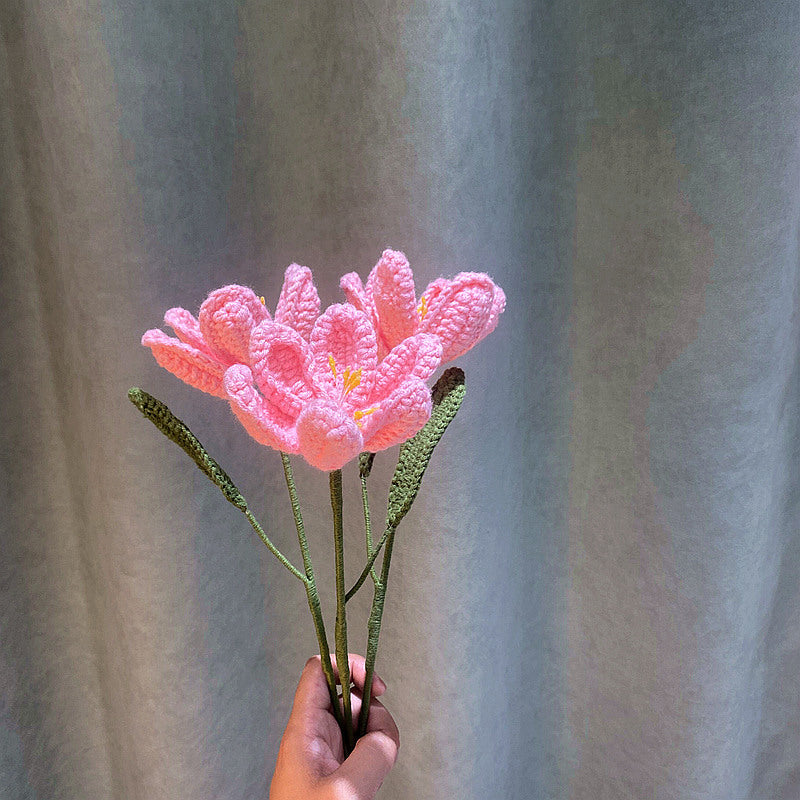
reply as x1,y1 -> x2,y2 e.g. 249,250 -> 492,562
340,249 -> 506,363
224,303 -> 443,471
142,264 -> 320,397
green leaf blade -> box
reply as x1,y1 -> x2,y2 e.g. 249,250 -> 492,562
127,387 -> 248,512
386,367 -> 466,529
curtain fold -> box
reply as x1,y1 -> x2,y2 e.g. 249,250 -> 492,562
1,2 -> 798,799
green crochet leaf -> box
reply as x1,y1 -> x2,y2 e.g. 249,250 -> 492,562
128,388 -> 248,512
386,367 -> 465,529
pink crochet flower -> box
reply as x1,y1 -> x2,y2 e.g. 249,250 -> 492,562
340,249 -> 506,363
224,303 -> 443,471
142,264 -> 320,397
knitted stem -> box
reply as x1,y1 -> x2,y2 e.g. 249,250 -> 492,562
280,453 -> 343,731
128,388 -> 306,582
359,454 -> 379,589
345,525 -> 390,602
356,369 -> 466,738
331,469 -> 355,755
243,510 -> 308,583
356,524 -> 397,739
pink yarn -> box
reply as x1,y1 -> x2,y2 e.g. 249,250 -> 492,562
141,265 -> 320,397
224,303 -> 443,471
340,248 -> 506,363
141,250 -> 502,470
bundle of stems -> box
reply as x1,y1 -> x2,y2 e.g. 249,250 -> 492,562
128,367 -> 465,754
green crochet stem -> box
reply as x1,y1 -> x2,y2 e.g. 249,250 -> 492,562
130,366 -> 466,753
356,367 -> 466,739
280,453 -> 344,733
331,469 -> 355,756
359,452 -> 379,590
346,524 -> 391,602
127,388 -> 306,583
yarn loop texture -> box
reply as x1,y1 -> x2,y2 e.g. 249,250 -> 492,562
140,251 -> 503,470
340,248 -> 506,363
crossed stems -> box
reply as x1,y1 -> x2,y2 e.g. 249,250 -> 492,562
253,453 -> 393,757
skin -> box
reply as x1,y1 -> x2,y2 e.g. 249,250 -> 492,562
270,654 -> 400,800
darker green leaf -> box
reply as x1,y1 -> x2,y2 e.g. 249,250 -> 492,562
386,367 -> 466,529
128,387 -> 248,512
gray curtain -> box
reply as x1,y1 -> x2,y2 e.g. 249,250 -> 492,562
2,2 -> 799,798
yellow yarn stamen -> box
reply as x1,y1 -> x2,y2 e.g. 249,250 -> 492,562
259,296 -> 266,306
344,368 -> 362,395
328,356 -> 362,399
354,406 -> 378,428
417,295 -> 428,320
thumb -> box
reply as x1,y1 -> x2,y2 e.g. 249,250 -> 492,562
329,730 -> 399,800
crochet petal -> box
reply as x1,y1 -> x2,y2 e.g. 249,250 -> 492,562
309,303 -> 377,406
418,277 -> 449,311
419,272 -> 496,363
224,364 -> 298,452
366,249 -> 418,352
274,263 -> 320,340
141,329 -> 227,398
163,308 -> 212,355
484,284 -> 506,337
198,285 -> 270,365
249,320 -> 316,419
360,378 -> 432,452
369,334 -> 442,403
339,272 -> 371,315
296,401 -> 363,471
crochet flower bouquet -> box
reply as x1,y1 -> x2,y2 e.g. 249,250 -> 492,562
129,249 -> 504,755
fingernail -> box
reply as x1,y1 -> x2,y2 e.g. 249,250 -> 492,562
375,675 -> 387,693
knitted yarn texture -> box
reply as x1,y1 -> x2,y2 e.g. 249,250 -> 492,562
226,303 -> 442,470
140,250 -> 504,471
127,387 -> 247,510
131,249 -> 505,765
340,249 -> 506,363
142,265 -> 320,398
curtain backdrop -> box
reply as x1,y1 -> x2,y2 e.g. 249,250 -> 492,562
2,2 -> 799,799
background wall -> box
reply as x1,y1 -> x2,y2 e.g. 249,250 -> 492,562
1,2 -> 798,798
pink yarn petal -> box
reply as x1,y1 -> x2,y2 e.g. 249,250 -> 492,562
250,320 -> 316,418
418,277 -> 449,309
296,401 -> 363,471
360,378 -> 432,452
198,285 -> 270,365
224,364 -> 298,452
484,284 -> 506,337
369,334 -> 442,403
163,307 -> 212,355
309,304 -> 377,406
419,272 -> 496,363
274,263 -> 321,340
142,329 -> 227,398
366,249 -> 418,353
339,272 -> 371,315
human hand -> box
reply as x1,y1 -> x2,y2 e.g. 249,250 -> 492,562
269,654 -> 400,800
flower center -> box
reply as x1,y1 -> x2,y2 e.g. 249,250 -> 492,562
328,355 -> 378,426
328,355 -> 362,400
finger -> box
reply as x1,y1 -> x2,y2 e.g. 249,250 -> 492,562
331,653 -> 386,697
347,690 -> 400,751
331,726 -> 399,799
362,694 -> 400,747
289,656 -> 334,723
